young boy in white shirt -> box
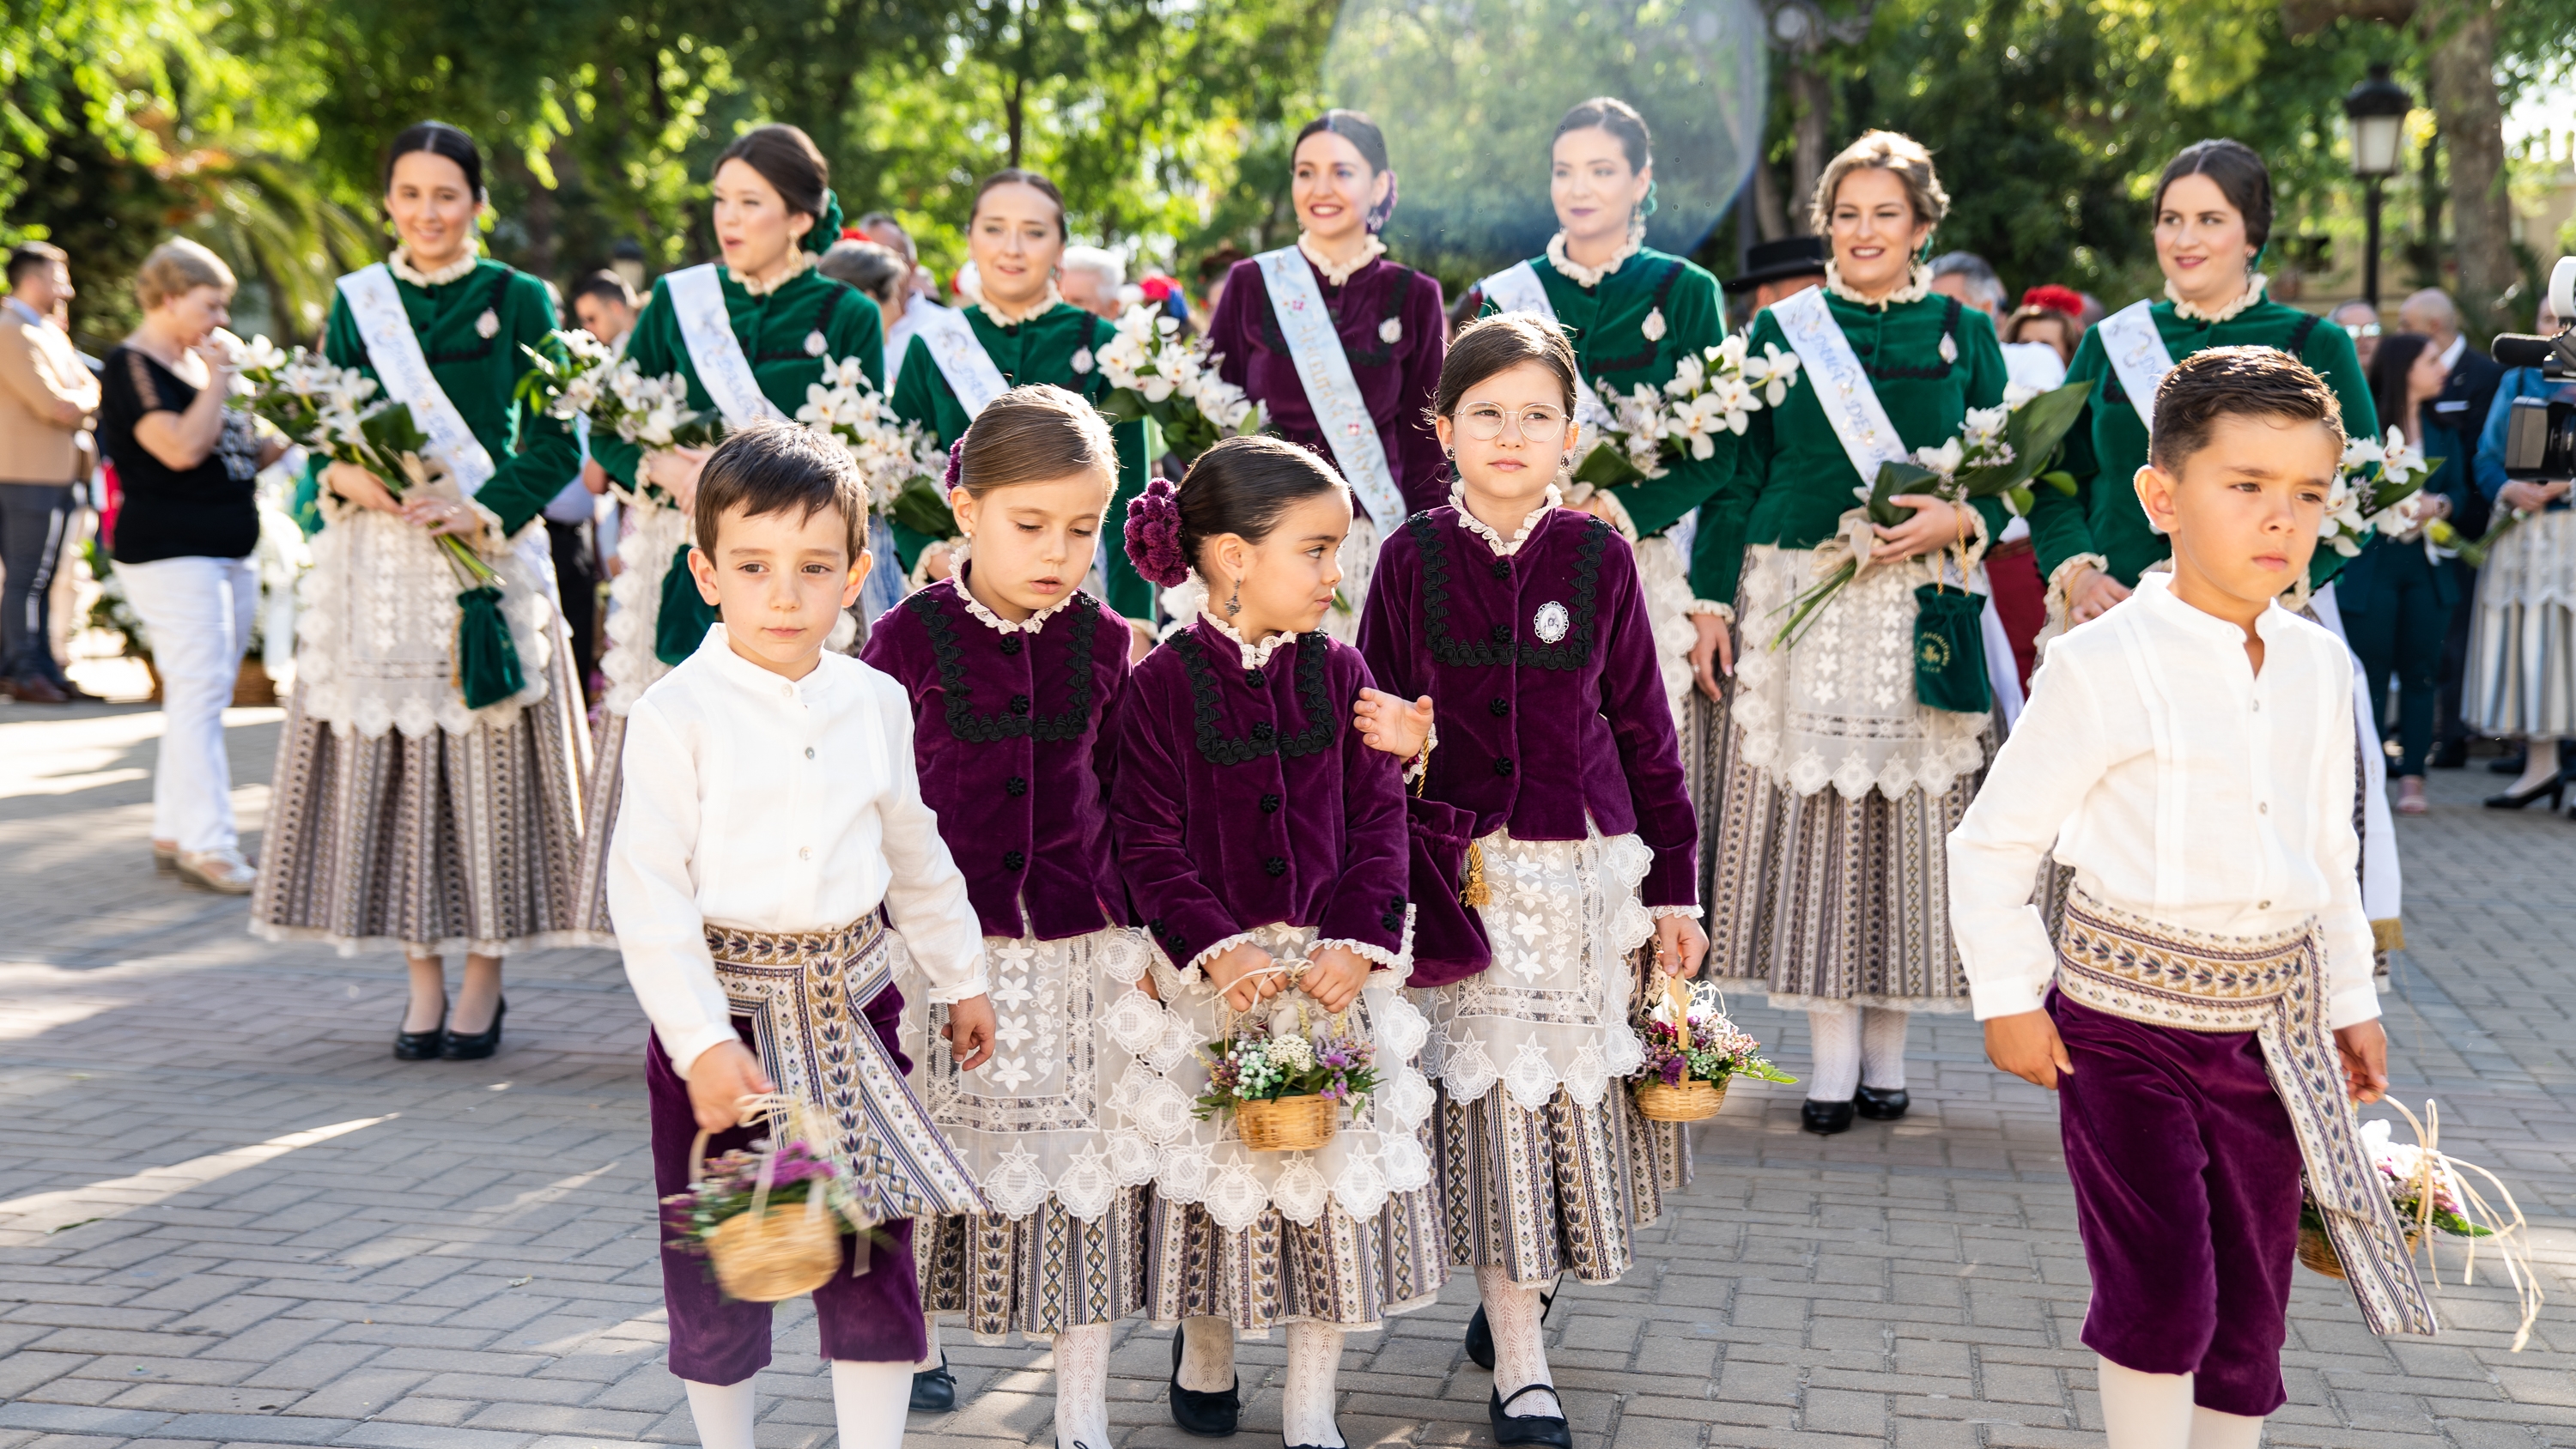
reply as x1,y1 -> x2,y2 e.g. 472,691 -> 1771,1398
608,421 -> 999,1449
1947,347 -> 2434,1449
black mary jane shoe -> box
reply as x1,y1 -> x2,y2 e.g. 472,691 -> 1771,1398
1169,1324 -> 1240,1436
439,997 -> 507,1061
393,1003 -> 447,1062
1801,1099 -> 1856,1136
909,1353 -> 956,1412
1489,1384 -> 1573,1449
2484,771 -> 2569,811
1464,1286 -> 1556,1371
1853,1085 -> 1911,1121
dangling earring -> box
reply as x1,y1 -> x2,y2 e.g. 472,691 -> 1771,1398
1224,580 -> 1242,618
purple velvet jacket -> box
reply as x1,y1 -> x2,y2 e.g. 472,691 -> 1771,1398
1110,619 -> 1410,970
1208,252 -> 1451,519
1357,504 -> 1698,973
859,574 -> 1129,942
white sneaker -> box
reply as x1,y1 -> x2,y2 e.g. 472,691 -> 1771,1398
176,847 -> 258,894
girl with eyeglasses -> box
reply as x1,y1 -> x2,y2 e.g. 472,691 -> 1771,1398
1351,314 -> 1704,1448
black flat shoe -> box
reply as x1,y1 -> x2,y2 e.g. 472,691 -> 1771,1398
1464,1284 -> 1556,1371
1853,1085 -> 1910,1121
1169,1323 -> 1239,1436
909,1353 -> 955,1412
1801,1100 -> 1855,1136
393,1003 -> 447,1061
440,997 -> 507,1060
2484,772 -> 2567,810
1489,1384 -> 1572,1449
2428,739 -> 2468,770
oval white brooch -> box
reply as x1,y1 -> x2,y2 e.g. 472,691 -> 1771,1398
474,308 -> 500,339
1641,306 -> 1667,342
1939,331 -> 1959,364
1072,347 -> 1095,373
1379,317 -> 1402,344
1534,600 -> 1571,644
805,330 -> 828,356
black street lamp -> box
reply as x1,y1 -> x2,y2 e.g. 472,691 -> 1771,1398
2342,62 -> 2412,311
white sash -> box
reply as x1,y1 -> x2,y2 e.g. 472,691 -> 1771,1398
337,265 -> 497,494
908,301 -> 1009,417
2099,299 -> 2172,435
1771,286 -> 1911,482
665,264 -> 787,429
1255,246 -> 1406,525
1480,259 -> 1613,429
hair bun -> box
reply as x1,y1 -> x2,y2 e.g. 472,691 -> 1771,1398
944,438 -> 967,490
1123,476 -> 1189,588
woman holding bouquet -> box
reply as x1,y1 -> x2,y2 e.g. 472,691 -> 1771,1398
1690,130 -> 2008,1136
580,123 -> 884,937
251,120 -> 588,1059
888,169 -> 1154,647
1204,109 -> 1449,639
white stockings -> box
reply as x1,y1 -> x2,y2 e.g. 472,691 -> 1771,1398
1805,1003 -> 1909,1099
1052,1323 -> 1114,1449
1477,1267 -> 1561,1419
1281,1321 -> 1346,1449
1176,1315 -> 1235,1392
916,1316 -> 942,1371
830,1361 -> 912,1449
682,1378 -> 755,1449
2096,1358 -> 2264,1449
1861,1004 -> 1909,1090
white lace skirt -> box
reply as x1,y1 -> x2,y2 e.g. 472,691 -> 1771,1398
1318,513 -> 1381,645
1634,533 -> 1704,736
2464,510 -> 2576,737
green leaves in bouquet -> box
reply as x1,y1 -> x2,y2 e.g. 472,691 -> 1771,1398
891,478 -> 962,541
1953,381 -> 2091,506
357,401 -> 430,475
1863,460 -> 1944,526
1097,386 -> 1151,426
1571,440 -> 1649,493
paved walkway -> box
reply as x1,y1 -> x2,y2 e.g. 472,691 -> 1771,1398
2,695 -> 2571,1449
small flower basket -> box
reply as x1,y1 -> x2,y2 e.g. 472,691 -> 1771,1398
1631,974 -> 1794,1124
662,1097 -> 855,1303
1194,1000 -> 1380,1155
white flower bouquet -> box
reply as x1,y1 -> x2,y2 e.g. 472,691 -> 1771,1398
516,330 -> 719,506
1571,336 -> 1803,493
1094,304 -> 1263,462
794,355 -> 948,527
2319,427 -> 2442,559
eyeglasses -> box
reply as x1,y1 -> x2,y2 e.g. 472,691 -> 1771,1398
1456,403 -> 1570,442
2342,321 -> 2383,340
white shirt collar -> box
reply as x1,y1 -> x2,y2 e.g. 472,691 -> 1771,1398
1297,233 -> 1386,288
977,283 -> 1066,330
728,247 -> 815,297
1450,482 -> 1562,557
1545,222 -> 1644,289
2133,570 -> 2295,648
2437,333 -> 2467,373
696,623 -> 836,702
389,242 -> 482,288
1824,260 -> 1930,309
3,296 -> 46,328
2166,271 -> 2269,324
1203,610 -> 1295,669
955,567 -> 1076,635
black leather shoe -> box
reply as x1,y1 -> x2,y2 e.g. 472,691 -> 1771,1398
394,1003 -> 447,1061
1169,1324 -> 1239,1435
2488,751 -> 2528,775
1853,1085 -> 1910,1121
440,997 -> 507,1060
2428,739 -> 2468,770
2484,772 -> 2568,811
1801,1100 -> 1855,1136
1463,1287 -> 1554,1370
1489,1385 -> 1573,1449
909,1353 -> 955,1412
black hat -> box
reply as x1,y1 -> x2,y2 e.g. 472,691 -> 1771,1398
1724,236 -> 1830,294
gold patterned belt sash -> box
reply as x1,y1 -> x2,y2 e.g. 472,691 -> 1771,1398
707,913 -> 989,1228
2055,888 -> 2436,1337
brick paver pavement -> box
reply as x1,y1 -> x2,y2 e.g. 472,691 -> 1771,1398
3,696 -> 2572,1449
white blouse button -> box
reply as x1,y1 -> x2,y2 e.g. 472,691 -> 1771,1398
2257,803 -> 2268,814
2257,900 -> 2271,910
805,747 -> 816,760
799,846 -> 812,860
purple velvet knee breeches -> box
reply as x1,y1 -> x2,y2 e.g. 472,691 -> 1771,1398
2050,991 -> 2302,1418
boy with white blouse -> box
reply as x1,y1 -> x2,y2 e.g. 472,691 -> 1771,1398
607,421 -> 998,1449
1947,347 -> 2433,1449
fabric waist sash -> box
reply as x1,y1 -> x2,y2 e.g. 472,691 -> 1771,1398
2054,888 -> 2435,1337
706,912 -> 989,1227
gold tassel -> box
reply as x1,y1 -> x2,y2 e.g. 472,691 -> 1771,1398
1461,840 -> 1491,907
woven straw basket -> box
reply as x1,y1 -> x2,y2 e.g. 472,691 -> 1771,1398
1236,1092 -> 1338,1152
691,1110 -> 842,1303
1633,974 -> 1728,1123
2295,1222 -> 2416,1281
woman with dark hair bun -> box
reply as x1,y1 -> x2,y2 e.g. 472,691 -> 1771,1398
1203,108 -> 1449,640
252,119 -> 588,1060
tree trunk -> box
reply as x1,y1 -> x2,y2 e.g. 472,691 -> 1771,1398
2427,0 -> 2517,338
1753,158 -> 1791,240
1789,63 -> 1832,230
1005,71 -> 1026,168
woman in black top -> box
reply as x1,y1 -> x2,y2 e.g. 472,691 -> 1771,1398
96,238 -> 283,894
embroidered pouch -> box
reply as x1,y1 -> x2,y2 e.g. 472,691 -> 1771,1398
1911,584 -> 1991,713
1403,797 -> 1492,989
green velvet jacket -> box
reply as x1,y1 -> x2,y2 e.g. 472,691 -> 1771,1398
889,301 -> 1152,621
307,258 -> 580,537
1478,246 -> 1734,543
2029,294 -> 2377,591
587,263 -> 885,489
1693,290 -> 2010,605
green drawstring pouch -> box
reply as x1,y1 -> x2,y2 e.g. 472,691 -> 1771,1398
1912,584 -> 1992,713
656,542 -> 720,666
453,585 -> 527,710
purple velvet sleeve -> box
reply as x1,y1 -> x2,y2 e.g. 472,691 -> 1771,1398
1110,660 -> 1244,965
1596,538 -> 1700,906
1315,652 -> 1411,955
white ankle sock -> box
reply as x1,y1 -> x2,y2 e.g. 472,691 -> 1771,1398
1176,1316 -> 1235,1393
1807,1003 -> 1860,1101
1477,1267 -> 1560,1419
1052,1323 -> 1114,1449
1860,1007 -> 1909,1091
915,1316 -> 942,1373
2187,1406 -> 2264,1449
830,1361 -> 914,1449
682,1378 -> 756,1449
1280,1322 -> 1346,1448
2097,1357 -> 2195,1449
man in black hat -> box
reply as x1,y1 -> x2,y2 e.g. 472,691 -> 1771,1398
1725,235 -> 1829,318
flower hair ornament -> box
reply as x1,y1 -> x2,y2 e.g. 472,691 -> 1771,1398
1124,475 -> 1190,588
944,437 -> 967,491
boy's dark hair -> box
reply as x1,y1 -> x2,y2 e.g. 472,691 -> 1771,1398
568,269 -> 635,309
2149,345 -> 2345,473
693,420 -> 867,562
7,240 -> 66,288
1176,434 -> 1346,573
1432,313 -> 1579,420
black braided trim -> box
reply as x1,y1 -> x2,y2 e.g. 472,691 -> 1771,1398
907,587 -> 1102,743
420,269 -> 517,367
1583,258 -> 1687,377
753,283 -> 850,363
1410,511 -> 1608,671
1255,259 -> 1413,370
1173,627 -> 1334,766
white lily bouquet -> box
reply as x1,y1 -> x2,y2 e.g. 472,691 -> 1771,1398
793,355 -> 948,527
2319,426 -> 2442,559
516,330 -> 718,506
1094,304 -> 1263,462
1572,335 -> 1803,493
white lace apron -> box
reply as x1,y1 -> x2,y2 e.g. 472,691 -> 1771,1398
601,498 -> 690,716
1633,533 -> 1703,731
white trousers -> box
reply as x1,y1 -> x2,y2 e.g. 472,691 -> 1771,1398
115,555 -> 256,853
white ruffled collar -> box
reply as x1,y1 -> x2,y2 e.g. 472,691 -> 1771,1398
1824,260 -> 1930,309
1204,609 -> 1295,669
1451,482 -> 1562,558
955,563 -> 1076,635
728,248 -> 815,297
978,282 -> 1066,330
389,242 -> 481,288
1298,232 -> 1385,288
1545,221 -> 1645,289
2167,271 -> 2268,324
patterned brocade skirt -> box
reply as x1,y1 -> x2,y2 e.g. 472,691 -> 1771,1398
1144,1185 -> 1447,1332
2464,510 -> 2576,737
920,1187 -> 1149,1342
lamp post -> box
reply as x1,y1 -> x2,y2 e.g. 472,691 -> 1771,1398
2342,63 -> 2411,311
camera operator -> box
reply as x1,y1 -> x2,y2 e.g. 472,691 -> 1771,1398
2467,289 -> 2576,808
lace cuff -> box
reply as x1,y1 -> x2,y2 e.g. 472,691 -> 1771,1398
1686,598 -> 1735,621
1179,931 -> 1264,985
1312,937 -> 1405,973
1405,720 -> 1437,785
924,971 -> 993,1007
1589,488 -> 1643,544
1648,905 -> 1704,920
2035,551 -> 2110,661
907,541 -> 953,593
462,497 -> 513,557
1956,503 -> 1992,573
